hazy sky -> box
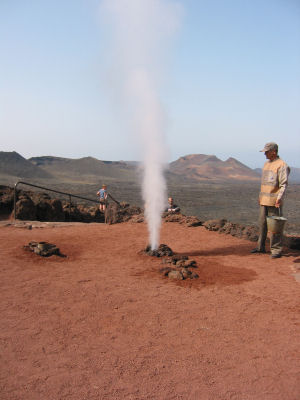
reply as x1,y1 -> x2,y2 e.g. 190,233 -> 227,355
1,0 -> 299,168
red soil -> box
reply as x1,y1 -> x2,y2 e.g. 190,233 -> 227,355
0,221 -> 300,400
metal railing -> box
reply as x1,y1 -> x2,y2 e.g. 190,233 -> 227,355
14,181 -> 120,221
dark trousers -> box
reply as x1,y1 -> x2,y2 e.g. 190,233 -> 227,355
257,205 -> 283,255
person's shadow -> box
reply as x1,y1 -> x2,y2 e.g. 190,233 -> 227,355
176,243 -> 254,258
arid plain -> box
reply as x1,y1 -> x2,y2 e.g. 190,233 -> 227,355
1,220 -> 300,400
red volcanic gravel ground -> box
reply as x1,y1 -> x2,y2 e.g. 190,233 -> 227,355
0,221 -> 300,400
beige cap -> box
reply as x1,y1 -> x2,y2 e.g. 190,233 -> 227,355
260,142 -> 278,152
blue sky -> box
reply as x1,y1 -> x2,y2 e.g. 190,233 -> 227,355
0,0 -> 299,168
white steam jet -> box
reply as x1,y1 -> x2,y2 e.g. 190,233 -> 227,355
100,0 -> 182,249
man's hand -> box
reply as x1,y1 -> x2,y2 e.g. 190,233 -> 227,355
275,199 -> 281,208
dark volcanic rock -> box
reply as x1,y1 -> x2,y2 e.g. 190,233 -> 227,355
219,222 -> 237,235
145,244 -> 174,257
163,213 -> 185,223
284,236 -> 300,250
219,222 -> 244,237
105,203 -> 143,224
203,219 -> 227,231
163,212 -> 202,227
157,252 -> 199,281
0,185 -> 103,223
63,203 -> 103,223
203,219 -> 260,243
218,222 -> 259,242
15,192 -> 66,222
185,216 -> 203,227
35,199 -> 65,221
175,259 -> 197,268
11,187 -> 141,224
15,197 -> 37,220
159,266 -> 173,276
168,270 -> 183,280
161,257 -> 173,264
180,268 -> 191,279
129,214 -> 144,223
171,254 -> 188,263
0,185 -> 14,216
24,241 -> 65,257
241,226 -> 259,242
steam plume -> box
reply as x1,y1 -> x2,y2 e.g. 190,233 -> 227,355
100,0 -> 181,249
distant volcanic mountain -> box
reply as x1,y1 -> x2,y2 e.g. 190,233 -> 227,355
29,156 -> 136,182
0,151 -> 53,180
2,151 -> 299,184
169,154 -> 261,182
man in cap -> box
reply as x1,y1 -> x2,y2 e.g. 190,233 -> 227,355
251,142 -> 290,258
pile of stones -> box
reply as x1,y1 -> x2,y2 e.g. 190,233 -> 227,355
162,212 -> 203,227
144,244 -> 199,280
24,241 -> 64,257
159,255 -> 199,280
203,219 -> 259,242
144,244 -> 174,257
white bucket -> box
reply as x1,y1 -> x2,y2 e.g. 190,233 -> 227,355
266,216 -> 287,234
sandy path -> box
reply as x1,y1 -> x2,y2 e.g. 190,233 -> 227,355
0,221 -> 299,400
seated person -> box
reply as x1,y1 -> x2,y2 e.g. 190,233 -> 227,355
166,197 -> 180,213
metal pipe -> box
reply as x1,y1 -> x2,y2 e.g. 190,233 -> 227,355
108,193 -> 121,206
14,181 -> 99,203
13,180 -> 102,222
14,182 -> 18,220
69,195 -> 72,221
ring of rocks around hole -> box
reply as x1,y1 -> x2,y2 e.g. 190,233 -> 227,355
144,244 -> 199,280
24,241 -> 66,257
